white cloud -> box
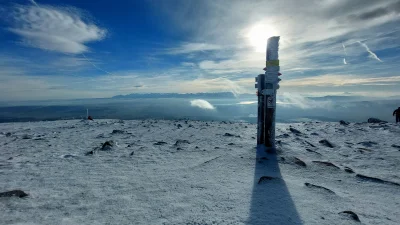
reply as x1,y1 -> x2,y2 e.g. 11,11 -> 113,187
357,41 -> 383,62
282,75 -> 400,87
8,5 -> 106,54
190,99 -> 215,110
168,43 -> 222,54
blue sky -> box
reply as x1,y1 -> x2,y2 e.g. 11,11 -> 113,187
0,0 -> 400,101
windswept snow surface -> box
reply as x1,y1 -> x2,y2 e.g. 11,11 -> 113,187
0,119 -> 399,224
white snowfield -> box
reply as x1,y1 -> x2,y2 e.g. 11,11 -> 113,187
0,119 -> 399,225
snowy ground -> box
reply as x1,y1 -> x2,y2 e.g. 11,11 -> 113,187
0,119 -> 399,225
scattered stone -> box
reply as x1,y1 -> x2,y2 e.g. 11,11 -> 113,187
8,157 -> 13,160
339,211 -> 361,222
195,146 -> 199,149
22,134 -> 32,139
244,126 -> 248,128
289,128 -> 302,135
305,141 -> 316,147
344,167 -> 355,173
312,161 -> 340,169
224,133 -> 234,137
277,133 -> 290,138
339,120 -> 350,125
228,143 -> 235,146
356,174 -> 400,186
319,139 -> 334,148
391,144 -> 400,149
294,157 -> 307,167
101,141 -> 115,150
304,183 -> 335,194
154,141 -> 167,146
310,132 -> 319,136
188,124 -> 194,128
174,139 -> 190,146
5,132 -> 12,137
214,147 -> 220,149
305,148 -> 322,155
62,154 -> 78,159
85,150 -> 94,156
367,118 -> 387,123
176,147 -> 183,150
0,190 -> 28,198
129,151 -> 134,156
357,141 -> 378,147
251,137 -> 255,139
112,130 -> 125,134
258,176 -> 277,184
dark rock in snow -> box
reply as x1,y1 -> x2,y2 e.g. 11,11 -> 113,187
339,211 -> 361,222
0,190 -> 28,198
344,167 -> 355,173
62,154 -> 78,159
305,141 -> 316,147
228,143 -> 235,146
357,141 -> 378,147
289,128 -> 302,135
312,161 -> 340,169
214,147 -> 220,149
224,133 -> 235,137
356,174 -> 400,186
367,118 -> 387,123
5,132 -> 12,137
304,183 -> 335,194
258,176 -> 277,184
174,139 -> 190,146
85,150 -> 94,156
129,151 -> 134,156
112,130 -> 125,134
391,144 -> 400,149
294,157 -> 307,167
22,134 -> 32,139
251,137 -> 255,139
154,141 -> 167,145
310,132 -> 319,136
339,120 -> 350,125
276,133 -> 290,138
305,148 -> 322,155
101,141 -> 115,150
319,139 -> 334,148
177,124 -> 182,128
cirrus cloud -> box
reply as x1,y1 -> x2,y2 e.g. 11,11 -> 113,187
7,4 -> 107,54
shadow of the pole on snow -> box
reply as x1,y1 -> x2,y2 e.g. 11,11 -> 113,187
247,145 -> 303,225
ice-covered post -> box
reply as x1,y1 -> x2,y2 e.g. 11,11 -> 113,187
255,36 -> 281,151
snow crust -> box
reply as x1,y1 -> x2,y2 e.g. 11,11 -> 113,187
1,119 -> 399,224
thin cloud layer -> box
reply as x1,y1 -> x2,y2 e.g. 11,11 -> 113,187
8,4 -> 106,54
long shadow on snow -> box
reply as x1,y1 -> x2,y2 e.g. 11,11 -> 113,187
247,145 -> 303,224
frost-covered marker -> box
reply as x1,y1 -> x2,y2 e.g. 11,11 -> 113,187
255,36 -> 281,152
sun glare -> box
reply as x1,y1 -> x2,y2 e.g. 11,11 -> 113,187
247,23 -> 278,53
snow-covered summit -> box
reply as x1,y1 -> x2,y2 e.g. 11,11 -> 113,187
1,119 -> 399,224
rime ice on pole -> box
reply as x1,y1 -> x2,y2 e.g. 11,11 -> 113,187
255,36 -> 281,154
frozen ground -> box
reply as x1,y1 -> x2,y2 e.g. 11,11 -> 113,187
0,119 -> 399,224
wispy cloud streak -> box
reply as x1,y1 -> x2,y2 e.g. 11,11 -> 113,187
358,41 -> 383,62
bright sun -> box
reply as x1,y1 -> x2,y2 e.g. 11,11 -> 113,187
247,23 -> 278,53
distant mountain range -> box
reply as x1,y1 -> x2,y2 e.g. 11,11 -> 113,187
112,92 -> 254,99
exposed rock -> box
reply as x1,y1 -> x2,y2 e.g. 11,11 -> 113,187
356,174 -> 400,186
367,118 -> 387,123
312,161 -> 340,169
344,167 -> 355,173
357,141 -> 378,147
294,157 -> 307,167
129,151 -> 134,156
224,133 -> 234,137
0,190 -> 28,198
154,141 -> 167,145
111,130 -> 125,134
101,141 -> 115,150
319,139 -> 334,148
289,128 -> 302,135
85,150 -> 94,156
391,144 -> 400,149
62,154 -> 78,159
305,148 -> 322,155
305,141 -> 316,147
227,143 -> 235,146
339,211 -> 360,222
339,120 -> 350,125
276,133 -> 290,138
22,134 -> 32,139
258,176 -> 277,184
174,139 -> 190,146
304,183 -> 335,194
5,132 -> 12,137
